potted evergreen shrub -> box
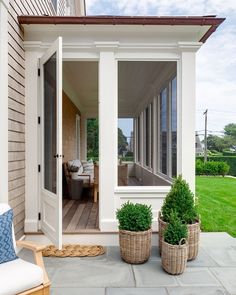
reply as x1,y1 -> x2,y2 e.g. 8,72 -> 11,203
116,201 -> 153,264
162,211 -> 188,275
159,175 -> 200,260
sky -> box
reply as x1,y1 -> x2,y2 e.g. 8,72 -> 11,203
86,0 -> 236,138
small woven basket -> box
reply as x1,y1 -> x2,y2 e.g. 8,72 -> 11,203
158,212 -> 168,255
187,221 -> 200,260
161,238 -> 188,275
119,228 -> 152,264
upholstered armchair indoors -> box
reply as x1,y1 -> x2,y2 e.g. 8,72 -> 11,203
0,203 -> 50,295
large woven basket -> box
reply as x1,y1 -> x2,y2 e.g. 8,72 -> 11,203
119,228 -> 152,264
187,221 -> 200,260
162,239 -> 188,275
158,213 -> 168,255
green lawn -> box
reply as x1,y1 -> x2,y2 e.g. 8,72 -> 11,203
196,176 -> 236,237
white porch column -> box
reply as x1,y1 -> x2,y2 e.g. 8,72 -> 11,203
99,51 -> 117,231
177,45 -> 200,192
0,0 -> 9,203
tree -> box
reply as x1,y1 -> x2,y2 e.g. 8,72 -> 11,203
206,134 -> 236,153
118,128 -> 128,156
87,118 -> 99,159
207,135 -> 227,152
224,123 -> 236,139
86,119 -> 128,159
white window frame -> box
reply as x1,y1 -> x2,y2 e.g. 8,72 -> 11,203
157,75 -> 177,179
149,103 -> 153,170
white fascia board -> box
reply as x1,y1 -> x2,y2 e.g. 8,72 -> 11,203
21,24 -> 211,45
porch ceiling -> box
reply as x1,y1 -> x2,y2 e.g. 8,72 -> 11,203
63,61 -> 176,117
118,61 -> 176,117
63,61 -> 98,114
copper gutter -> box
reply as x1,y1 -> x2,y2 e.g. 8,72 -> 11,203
18,15 -> 225,42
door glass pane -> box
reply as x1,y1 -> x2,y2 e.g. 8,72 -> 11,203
44,53 -> 57,194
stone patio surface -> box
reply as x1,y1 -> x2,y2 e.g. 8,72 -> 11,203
19,233 -> 236,295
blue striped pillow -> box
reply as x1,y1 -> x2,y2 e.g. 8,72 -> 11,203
0,209 -> 18,264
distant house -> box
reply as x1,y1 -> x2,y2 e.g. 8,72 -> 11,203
196,132 -> 204,156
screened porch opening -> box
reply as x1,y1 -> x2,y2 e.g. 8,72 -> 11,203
62,61 -> 99,232
117,61 -> 177,187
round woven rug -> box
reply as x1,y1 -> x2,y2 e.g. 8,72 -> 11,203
42,244 -> 105,257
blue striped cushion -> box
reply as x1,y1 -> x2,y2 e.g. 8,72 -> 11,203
0,209 -> 18,264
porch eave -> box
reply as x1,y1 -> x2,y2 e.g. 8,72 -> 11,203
18,15 -> 225,43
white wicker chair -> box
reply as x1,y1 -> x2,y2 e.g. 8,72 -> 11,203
0,203 -> 50,295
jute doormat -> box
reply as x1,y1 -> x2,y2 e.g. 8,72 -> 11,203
42,244 -> 105,257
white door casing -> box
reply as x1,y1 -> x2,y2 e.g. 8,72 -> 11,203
40,37 -> 63,249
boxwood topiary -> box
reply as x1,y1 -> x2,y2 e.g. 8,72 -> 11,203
164,211 -> 188,245
161,175 -> 198,224
116,201 -> 153,232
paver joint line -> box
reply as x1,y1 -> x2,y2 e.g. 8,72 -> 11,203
131,264 -> 137,287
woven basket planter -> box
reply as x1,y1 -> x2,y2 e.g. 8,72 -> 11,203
119,228 -> 152,264
158,213 -> 168,255
187,221 -> 200,260
161,239 -> 188,275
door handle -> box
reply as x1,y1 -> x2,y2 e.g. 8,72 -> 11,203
54,154 -> 64,158
53,154 -> 65,158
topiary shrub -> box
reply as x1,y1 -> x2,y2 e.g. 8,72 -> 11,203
161,175 -> 198,224
164,211 -> 188,245
116,201 -> 153,232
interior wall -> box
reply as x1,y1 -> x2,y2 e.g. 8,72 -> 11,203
63,91 -> 81,162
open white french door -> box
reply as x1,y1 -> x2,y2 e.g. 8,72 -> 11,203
40,37 -> 62,249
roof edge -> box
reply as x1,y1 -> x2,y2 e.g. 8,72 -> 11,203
18,15 -> 225,43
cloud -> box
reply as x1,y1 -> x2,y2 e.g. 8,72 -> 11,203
86,0 -> 236,16
86,0 -> 236,132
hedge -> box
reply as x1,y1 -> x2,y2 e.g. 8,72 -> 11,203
196,159 -> 229,176
222,150 -> 236,156
196,156 -> 236,176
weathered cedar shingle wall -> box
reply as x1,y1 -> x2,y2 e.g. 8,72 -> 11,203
8,0 -> 67,239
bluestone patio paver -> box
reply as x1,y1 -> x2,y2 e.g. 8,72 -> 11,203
187,247 -> 218,267
175,267 -> 221,286
106,287 -> 168,295
167,286 -> 229,295
210,267 -> 236,294
203,246 -> 236,267
133,263 -> 179,287
51,260 -> 135,288
51,287 -> 105,295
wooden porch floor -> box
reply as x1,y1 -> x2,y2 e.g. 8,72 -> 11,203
63,198 -> 99,233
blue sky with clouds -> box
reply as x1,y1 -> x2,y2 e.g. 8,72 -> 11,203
86,0 -> 236,137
